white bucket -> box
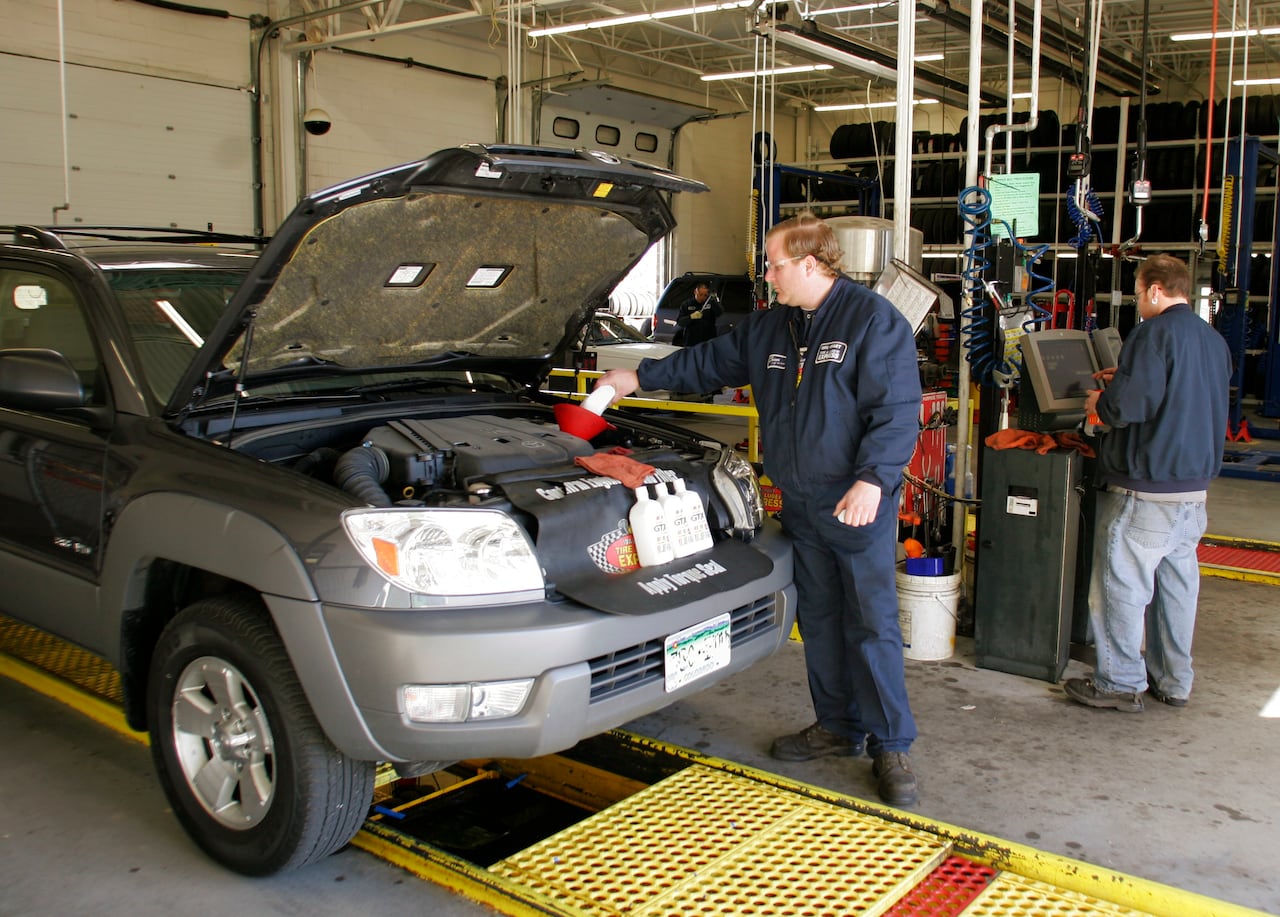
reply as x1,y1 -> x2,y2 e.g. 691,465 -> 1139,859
896,569 -> 960,661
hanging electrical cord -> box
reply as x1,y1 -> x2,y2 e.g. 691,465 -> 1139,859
1119,0 -> 1152,253
1198,0 -> 1222,248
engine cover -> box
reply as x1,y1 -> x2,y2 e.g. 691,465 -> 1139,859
364,414 -> 594,492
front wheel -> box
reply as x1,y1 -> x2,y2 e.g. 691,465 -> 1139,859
147,595 -> 375,875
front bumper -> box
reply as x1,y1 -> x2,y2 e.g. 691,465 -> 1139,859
274,523 -> 794,763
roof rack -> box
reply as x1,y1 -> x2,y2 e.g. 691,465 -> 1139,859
2,224 -> 270,248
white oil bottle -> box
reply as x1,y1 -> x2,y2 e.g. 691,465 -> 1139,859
629,485 -> 673,566
660,480 -> 695,558
673,478 -> 714,553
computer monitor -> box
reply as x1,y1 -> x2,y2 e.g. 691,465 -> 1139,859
1019,328 -> 1101,415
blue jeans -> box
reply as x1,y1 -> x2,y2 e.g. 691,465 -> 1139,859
780,491 -> 917,755
1088,489 -> 1207,697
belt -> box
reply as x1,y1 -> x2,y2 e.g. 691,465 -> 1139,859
1105,484 -> 1206,503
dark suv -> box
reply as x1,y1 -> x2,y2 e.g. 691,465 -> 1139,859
651,271 -> 760,344
0,145 -> 795,875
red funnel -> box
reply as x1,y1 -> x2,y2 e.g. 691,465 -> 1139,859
554,402 -> 615,439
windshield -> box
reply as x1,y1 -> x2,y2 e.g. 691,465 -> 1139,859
108,268 -> 523,405
108,269 -> 244,403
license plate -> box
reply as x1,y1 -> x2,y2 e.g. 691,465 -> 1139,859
664,612 -> 731,692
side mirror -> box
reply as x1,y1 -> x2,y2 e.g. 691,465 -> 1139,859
0,348 -> 87,411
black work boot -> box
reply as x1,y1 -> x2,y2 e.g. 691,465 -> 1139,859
872,751 -> 919,806
770,723 -> 864,761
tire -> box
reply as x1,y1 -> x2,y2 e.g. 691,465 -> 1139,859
147,595 -> 375,875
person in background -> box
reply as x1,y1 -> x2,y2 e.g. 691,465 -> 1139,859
1065,253 -> 1231,713
595,214 -> 923,806
675,281 -> 721,346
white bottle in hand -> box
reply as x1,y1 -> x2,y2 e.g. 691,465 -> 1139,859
629,485 -> 673,566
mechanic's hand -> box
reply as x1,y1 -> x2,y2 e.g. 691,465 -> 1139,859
834,480 -> 882,527
690,310 -> 703,320
1092,366 -> 1116,386
594,369 -> 639,406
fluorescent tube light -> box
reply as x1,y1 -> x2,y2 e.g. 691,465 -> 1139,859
809,1 -> 897,15
814,97 -> 938,111
1170,27 -> 1280,41
914,52 -> 945,62
702,63 -> 834,81
1235,77 -> 1280,86
529,0 -> 757,37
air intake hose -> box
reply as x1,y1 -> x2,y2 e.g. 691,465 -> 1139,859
334,444 -> 392,507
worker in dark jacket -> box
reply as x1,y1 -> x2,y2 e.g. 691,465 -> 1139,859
595,214 -> 923,806
675,281 -> 721,346
1065,253 -> 1231,713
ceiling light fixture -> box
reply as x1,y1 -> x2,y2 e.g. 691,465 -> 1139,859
1170,27 -> 1280,42
807,1 -> 897,15
1235,77 -> 1280,86
914,52 -> 944,62
833,17 -> 925,31
702,63 -> 835,81
814,97 -> 938,111
529,0 -> 774,38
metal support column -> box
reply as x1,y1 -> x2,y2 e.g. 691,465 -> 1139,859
1220,136 -> 1280,435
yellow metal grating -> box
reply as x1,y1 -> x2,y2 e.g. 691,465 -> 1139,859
964,872 -> 1159,916
0,613 -> 122,705
492,763 -> 951,916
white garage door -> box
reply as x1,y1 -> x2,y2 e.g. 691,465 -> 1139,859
0,55 -> 254,234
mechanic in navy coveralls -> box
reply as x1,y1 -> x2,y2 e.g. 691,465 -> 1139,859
596,213 -> 923,806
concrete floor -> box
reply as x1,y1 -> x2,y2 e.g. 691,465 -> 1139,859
1,425 -> 1278,916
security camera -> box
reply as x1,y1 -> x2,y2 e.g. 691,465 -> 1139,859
302,108 -> 331,136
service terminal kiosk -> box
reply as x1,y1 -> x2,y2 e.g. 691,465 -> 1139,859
974,328 -> 1121,682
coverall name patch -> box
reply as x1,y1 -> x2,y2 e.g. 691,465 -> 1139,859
815,341 -> 847,364
766,353 -> 788,371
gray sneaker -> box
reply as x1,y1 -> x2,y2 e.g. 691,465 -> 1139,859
1063,677 -> 1144,713
770,723 -> 864,761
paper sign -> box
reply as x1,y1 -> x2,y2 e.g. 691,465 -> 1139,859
988,172 -> 1041,238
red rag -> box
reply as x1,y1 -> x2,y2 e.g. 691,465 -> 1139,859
573,452 -> 656,489
1053,431 -> 1097,458
984,429 -> 1043,451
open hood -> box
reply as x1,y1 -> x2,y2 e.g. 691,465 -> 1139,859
169,145 -> 706,414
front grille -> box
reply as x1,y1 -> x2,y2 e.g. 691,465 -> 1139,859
587,595 -> 779,703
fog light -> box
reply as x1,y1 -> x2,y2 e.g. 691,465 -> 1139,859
402,679 -> 533,723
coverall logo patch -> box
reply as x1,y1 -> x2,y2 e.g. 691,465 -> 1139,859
815,341 -> 847,364
766,353 -> 788,371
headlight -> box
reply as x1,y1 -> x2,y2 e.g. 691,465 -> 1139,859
710,449 -> 764,539
343,508 -> 544,603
